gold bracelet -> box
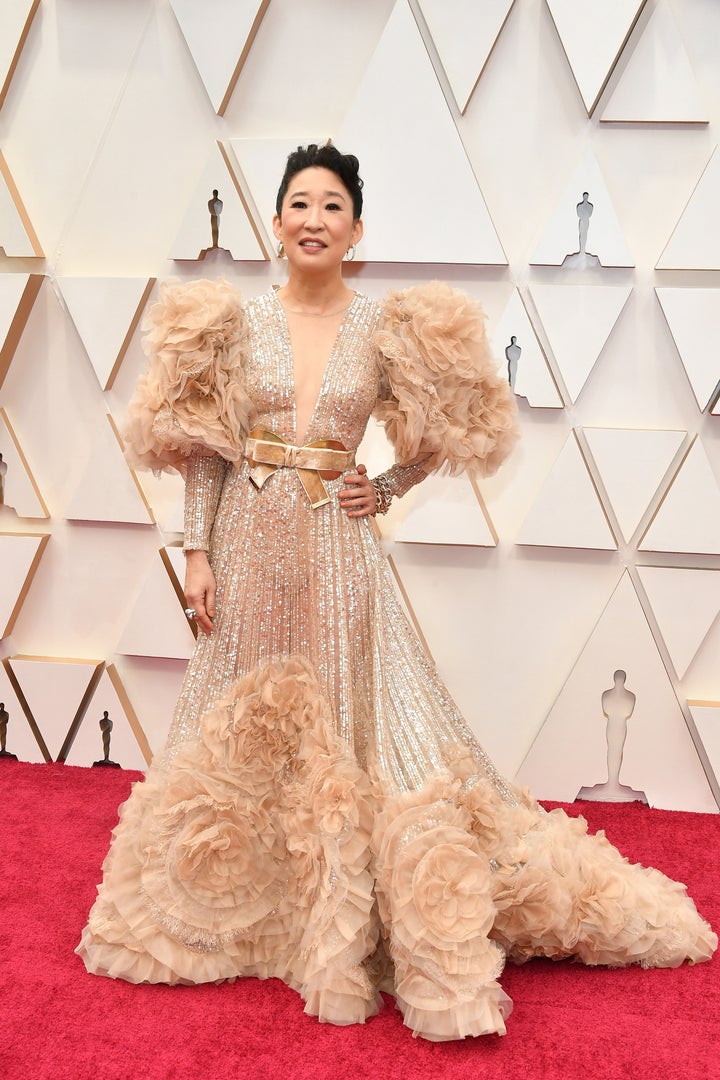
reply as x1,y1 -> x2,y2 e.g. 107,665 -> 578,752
370,473 -> 393,515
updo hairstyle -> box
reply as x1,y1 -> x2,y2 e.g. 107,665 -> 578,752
275,143 -> 364,220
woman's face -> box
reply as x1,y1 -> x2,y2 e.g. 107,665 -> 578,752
273,167 -> 363,271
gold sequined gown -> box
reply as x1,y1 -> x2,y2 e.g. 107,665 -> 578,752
77,283 -> 716,1042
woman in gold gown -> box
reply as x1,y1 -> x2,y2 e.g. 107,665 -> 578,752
77,144 -> 716,1042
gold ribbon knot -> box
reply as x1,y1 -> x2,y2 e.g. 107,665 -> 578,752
245,428 -> 354,509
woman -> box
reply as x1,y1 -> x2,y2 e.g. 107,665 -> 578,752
77,144 -> 716,1042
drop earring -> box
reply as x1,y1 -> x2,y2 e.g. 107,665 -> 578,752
276,241 -> 285,259
345,244 -> 356,262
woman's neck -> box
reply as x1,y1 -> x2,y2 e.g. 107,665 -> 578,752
278,271 -> 354,316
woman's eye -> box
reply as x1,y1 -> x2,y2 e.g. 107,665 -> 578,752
290,200 -> 307,209
326,203 -> 341,211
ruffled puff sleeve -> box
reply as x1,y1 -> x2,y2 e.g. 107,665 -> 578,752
374,282 -> 520,478
122,278 -> 255,477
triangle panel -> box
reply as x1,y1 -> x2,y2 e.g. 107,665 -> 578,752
657,147 -> 720,270
395,473 -> 497,546
583,427 -> 686,542
335,0 -> 506,264
490,289 -> 562,408
63,665 -> 151,770
169,142 -> 266,261
64,414 -> 154,525
640,438 -> 720,555
58,277 -> 156,391
0,532 -> 49,639
516,572 -> 716,811
638,566 -> 720,680
170,0 -> 269,115
530,148 -> 634,267
6,656 -> 104,762
529,283 -> 632,402
683,608 -> 720,694
516,431 -> 617,549
656,288 -> 720,410
116,547 -> 196,660
546,0 -> 646,114
600,2 -> 708,123
416,0 -> 515,113
136,470 -> 186,535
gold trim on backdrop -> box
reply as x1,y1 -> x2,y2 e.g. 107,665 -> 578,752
0,0 -> 41,110
217,0 -> 271,115
106,662 -> 154,766
160,545 -> 198,641
55,660 -> 105,763
105,277 -> 157,391
0,406 -> 50,517
0,150 -> 43,256
0,275 -> 43,391
1,656 -> 52,762
637,434 -> 695,550
0,531 -> 50,637
468,473 -> 499,546
386,553 -> 435,663
218,140 -> 272,259
107,413 -> 156,524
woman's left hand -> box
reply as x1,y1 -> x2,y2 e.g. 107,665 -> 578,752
338,463 -> 377,518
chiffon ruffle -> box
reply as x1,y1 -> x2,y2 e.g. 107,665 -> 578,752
374,282 -> 520,477
122,279 -> 254,475
78,657 -> 717,1043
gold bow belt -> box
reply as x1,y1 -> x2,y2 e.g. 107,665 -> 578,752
245,428 -> 354,509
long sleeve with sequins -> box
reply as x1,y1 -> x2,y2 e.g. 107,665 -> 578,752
382,461 -> 428,498
183,453 -> 230,552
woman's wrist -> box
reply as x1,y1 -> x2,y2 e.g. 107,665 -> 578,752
369,473 -> 393,515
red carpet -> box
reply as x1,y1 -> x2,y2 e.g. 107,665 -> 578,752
1,761 -> 717,1080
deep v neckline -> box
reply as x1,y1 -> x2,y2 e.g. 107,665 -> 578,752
273,287 -> 357,445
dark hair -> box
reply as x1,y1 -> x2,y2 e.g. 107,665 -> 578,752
275,143 -> 363,219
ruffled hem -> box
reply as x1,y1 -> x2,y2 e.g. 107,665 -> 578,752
77,657 -> 380,1024
77,658 -> 716,1042
122,279 -> 255,475
374,282 -> 520,478
372,775 -> 511,1039
448,759 -> 717,970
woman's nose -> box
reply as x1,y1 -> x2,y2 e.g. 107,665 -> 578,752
304,205 -> 323,228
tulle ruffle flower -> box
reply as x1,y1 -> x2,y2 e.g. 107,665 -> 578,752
375,282 -> 520,477
310,767 -> 361,837
172,798 -> 284,904
201,656 -> 321,784
412,842 -> 494,943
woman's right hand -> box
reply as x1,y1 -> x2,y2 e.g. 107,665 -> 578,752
184,549 -> 216,635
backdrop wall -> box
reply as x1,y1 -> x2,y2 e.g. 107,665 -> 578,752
0,0 -> 718,811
